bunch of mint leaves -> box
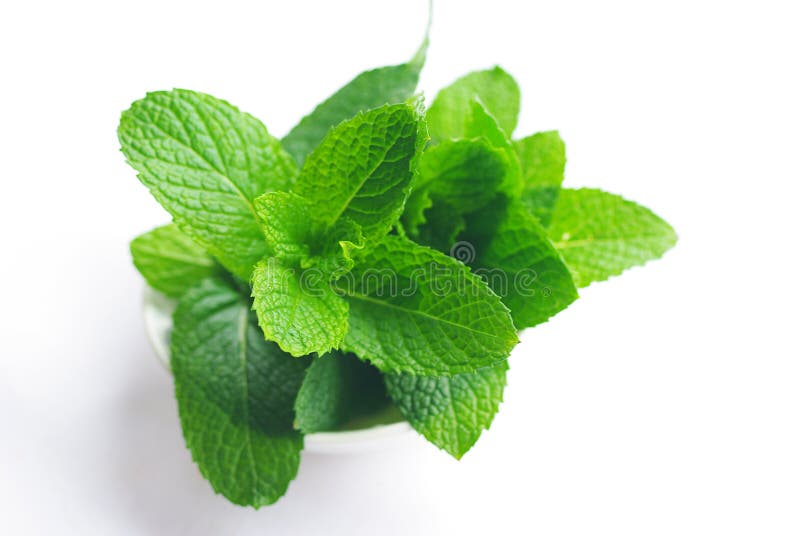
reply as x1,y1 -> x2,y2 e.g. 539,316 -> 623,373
119,37 -> 676,507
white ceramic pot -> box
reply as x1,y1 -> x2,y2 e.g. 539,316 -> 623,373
142,287 -> 412,454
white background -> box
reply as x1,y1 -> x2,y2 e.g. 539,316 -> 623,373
1,0 -> 798,534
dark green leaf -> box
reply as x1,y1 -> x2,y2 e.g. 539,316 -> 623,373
171,278 -> 309,507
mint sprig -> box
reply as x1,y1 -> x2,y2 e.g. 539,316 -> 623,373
121,27 -> 676,507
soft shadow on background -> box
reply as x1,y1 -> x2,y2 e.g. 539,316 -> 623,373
92,249 -> 442,534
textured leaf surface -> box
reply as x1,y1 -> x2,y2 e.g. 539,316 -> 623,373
254,192 -> 314,261
339,235 -> 518,375
515,131 -> 566,225
420,139 -> 507,213
427,67 -> 520,141
118,90 -> 297,280
251,259 -> 348,356
465,199 -> 578,329
386,361 -> 508,459
294,352 -> 388,433
130,224 -> 219,297
281,63 -> 420,165
281,41 -> 427,166
548,188 -> 678,287
292,103 -> 426,244
171,278 -> 309,507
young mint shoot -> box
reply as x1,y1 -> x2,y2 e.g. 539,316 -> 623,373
119,24 -> 676,507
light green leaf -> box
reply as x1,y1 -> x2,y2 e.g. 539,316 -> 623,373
465,198 -> 578,329
251,258 -> 348,356
118,89 -> 297,280
338,234 -> 518,376
171,278 -> 309,507
386,361 -> 508,459
465,98 -> 523,198
130,224 -> 219,298
292,103 -> 427,244
427,66 -> 520,141
419,138 -> 507,213
254,192 -> 314,262
547,188 -> 678,287
514,131 -> 566,189
282,34 -> 428,166
514,131 -> 566,225
255,191 -> 365,276
311,217 -> 366,276
294,351 -> 389,433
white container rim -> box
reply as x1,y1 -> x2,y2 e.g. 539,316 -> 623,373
141,286 -> 412,454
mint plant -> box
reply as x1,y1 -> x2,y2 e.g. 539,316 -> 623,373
120,33 -> 676,507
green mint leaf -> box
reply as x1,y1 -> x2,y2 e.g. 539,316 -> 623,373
514,131 -> 566,189
292,103 -> 427,245
254,192 -> 314,262
338,234 -> 518,376
514,131 -> 566,225
427,66 -> 520,142
251,258 -> 348,356
465,198 -> 578,329
419,138 -> 508,213
547,188 -> 678,287
386,361 -> 508,459
118,89 -> 297,280
294,351 -> 389,433
519,187 -> 562,228
170,278 -> 308,507
405,100 -> 521,240
130,224 -> 219,298
282,34 -> 428,166
464,98 -> 523,198
255,191 -> 365,276
313,217 -> 366,275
